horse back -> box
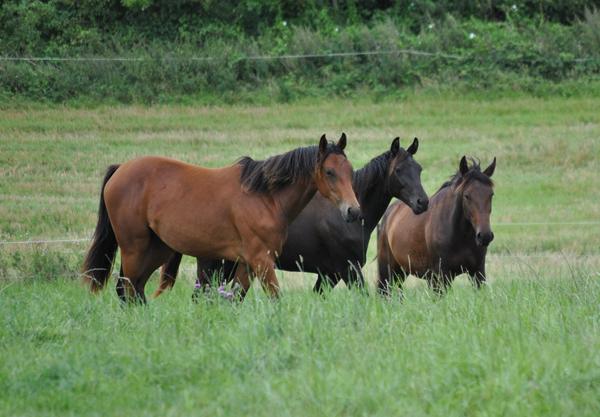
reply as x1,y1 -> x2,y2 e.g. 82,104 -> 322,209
103,156 -> 247,258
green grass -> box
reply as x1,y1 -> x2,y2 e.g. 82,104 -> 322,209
1,273 -> 599,416
1,93 -> 600,415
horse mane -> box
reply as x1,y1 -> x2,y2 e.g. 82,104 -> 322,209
238,142 -> 345,193
352,151 -> 392,196
435,158 -> 494,195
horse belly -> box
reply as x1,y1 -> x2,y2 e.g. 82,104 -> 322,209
394,250 -> 432,276
151,211 -> 241,260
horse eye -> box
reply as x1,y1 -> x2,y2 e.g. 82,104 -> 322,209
464,194 -> 471,200
326,169 -> 335,178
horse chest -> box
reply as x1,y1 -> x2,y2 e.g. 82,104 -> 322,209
432,245 -> 480,274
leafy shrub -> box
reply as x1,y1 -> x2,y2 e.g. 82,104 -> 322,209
1,1 -> 599,103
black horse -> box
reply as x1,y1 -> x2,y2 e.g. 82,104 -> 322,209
159,137 -> 429,295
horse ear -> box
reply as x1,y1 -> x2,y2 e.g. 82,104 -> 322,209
390,137 -> 400,156
459,156 -> 469,176
319,134 -> 328,155
337,132 -> 347,150
483,157 -> 496,177
407,137 -> 419,155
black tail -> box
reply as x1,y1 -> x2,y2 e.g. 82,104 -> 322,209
82,164 -> 120,292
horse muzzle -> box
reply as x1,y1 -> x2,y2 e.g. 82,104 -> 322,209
476,231 -> 494,247
341,204 -> 362,223
411,197 -> 429,215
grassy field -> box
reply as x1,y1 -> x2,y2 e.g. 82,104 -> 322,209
1,94 -> 599,416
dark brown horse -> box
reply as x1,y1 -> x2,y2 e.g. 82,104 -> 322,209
154,137 -> 429,297
82,134 -> 360,302
377,156 -> 496,297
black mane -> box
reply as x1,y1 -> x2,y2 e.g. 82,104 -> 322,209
352,151 -> 392,196
239,142 -> 345,193
437,158 -> 494,193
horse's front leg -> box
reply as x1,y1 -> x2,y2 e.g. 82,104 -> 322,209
468,263 -> 487,289
313,272 -> 340,293
344,260 -> 367,294
428,272 -> 453,297
247,253 -> 280,298
227,262 -> 250,300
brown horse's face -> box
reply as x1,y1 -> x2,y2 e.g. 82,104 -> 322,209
316,134 -> 361,222
460,158 -> 496,247
387,137 -> 429,215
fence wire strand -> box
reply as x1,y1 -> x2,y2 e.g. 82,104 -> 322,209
0,49 -> 596,63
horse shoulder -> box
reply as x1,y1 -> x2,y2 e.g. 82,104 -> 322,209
233,194 -> 286,245
386,203 -> 430,273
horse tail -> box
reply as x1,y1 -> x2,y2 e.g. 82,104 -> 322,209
82,164 -> 120,292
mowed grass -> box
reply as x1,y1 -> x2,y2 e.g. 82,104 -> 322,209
1,95 -> 600,416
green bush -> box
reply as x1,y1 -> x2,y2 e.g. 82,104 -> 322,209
1,1 -> 599,103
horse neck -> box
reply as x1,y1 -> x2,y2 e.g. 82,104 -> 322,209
352,164 -> 391,233
434,187 -> 473,241
356,180 -> 391,234
274,178 -> 318,223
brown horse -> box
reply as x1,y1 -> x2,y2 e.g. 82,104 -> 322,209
82,134 -> 360,302
154,137 -> 429,298
377,156 -> 496,297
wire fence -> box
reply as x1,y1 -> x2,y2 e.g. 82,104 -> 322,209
0,49 -> 597,64
1,219 -> 600,247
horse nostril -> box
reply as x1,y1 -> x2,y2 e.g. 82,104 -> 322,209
476,232 -> 482,240
346,206 -> 362,222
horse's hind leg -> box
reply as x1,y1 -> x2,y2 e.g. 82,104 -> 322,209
152,252 -> 183,299
192,258 -> 225,302
377,255 -> 397,296
119,238 -> 173,304
378,266 -> 407,299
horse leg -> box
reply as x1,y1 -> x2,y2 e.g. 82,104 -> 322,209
246,254 -> 280,298
116,266 -> 126,302
313,272 -> 339,294
378,267 -> 407,299
344,261 -> 368,294
428,272 -> 452,297
152,252 -> 182,299
468,264 -> 487,289
377,255 -> 398,297
231,262 -> 252,300
119,236 -> 173,304
192,258 -> 224,302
